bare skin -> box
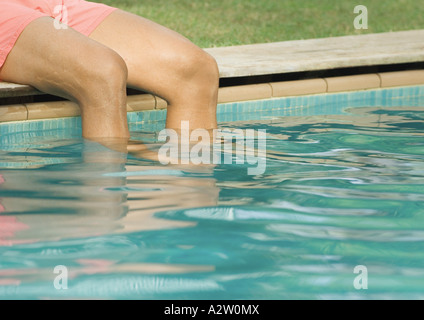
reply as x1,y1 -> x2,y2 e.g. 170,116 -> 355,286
0,9 -> 219,146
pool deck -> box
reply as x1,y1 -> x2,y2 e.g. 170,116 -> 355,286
1,29 -> 424,122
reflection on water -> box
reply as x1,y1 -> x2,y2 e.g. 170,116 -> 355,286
0,139 -> 220,296
0,141 -> 219,244
0,106 -> 424,299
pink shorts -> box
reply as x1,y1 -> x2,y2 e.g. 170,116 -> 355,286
0,0 -> 117,68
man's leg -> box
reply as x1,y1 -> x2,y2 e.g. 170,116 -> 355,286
89,9 -> 219,131
0,17 -> 130,139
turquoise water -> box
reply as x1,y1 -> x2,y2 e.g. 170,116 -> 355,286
0,88 -> 424,299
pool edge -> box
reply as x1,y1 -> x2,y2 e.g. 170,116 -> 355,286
1,70 -> 424,123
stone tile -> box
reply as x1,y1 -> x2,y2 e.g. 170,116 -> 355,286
271,79 -> 327,97
27,101 -> 80,120
0,104 -> 27,122
325,74 -> 381,92
126,94 -> 156,111
218,84 -> 272,103
379,70 -> 424,88
155,97 -> 168,109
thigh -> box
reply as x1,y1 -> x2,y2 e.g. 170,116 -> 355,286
0,16 -> 117,100
89,9 -> 206,94
0,0 -> 89,71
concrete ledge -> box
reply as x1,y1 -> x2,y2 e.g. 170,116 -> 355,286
0,82 -> 40,99
205,29 -> 424,78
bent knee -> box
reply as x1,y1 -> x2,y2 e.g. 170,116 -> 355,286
85,47 -> 128,87
168,47 -> 219,85
75,47 -> 128,100
198,51 -> 220,84
190,50 -> 219,84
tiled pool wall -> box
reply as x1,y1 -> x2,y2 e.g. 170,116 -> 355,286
216,84 -> 424,122
1,84 -> 424,146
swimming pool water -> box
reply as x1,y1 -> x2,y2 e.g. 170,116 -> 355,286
0,89 -> 424,299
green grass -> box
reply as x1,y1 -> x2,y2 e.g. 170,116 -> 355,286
94,0 -> 424,48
